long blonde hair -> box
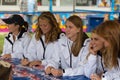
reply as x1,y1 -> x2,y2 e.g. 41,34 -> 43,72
66,15 -> 84,56
35,11 -> 61,43
92,20 -> 120,69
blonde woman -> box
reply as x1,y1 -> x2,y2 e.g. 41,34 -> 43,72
89,20 -> 120,80
45,15 -> 95,78
21,11 -> 62,67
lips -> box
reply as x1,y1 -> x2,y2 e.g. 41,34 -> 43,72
92,45 -> 96,48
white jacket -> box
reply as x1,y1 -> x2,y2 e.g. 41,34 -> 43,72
25,34 -> 56,66
93,54 -> 120,80
2,32 -> 31,59
46,36 -> 96,77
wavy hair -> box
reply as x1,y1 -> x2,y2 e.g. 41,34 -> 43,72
35,11 -> 62,43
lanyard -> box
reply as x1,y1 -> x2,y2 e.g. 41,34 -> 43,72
101,57 -> 107,73
40,37 -> 46,59
5,34 -> 14,53
97,51 -> 107,73
67,40 -> 72,68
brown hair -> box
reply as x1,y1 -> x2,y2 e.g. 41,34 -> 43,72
92,20 -> 120,69
35,11 -> 62,43
66,15 -> 84,56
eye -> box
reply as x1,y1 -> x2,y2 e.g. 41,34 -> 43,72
94,38 -> 98,41
91,38 -> 93,40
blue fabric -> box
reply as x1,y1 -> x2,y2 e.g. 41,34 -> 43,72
10,58 -> 90,80
60,75 -> 90,80
13,77 -> 30,80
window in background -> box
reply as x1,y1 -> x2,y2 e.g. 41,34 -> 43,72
37,0 -> 42,6
97,0 -> 110,7
2,0 -> 17,5
76,0 -> 97,6
60,0 -> 73,6
41,0 -> 56,6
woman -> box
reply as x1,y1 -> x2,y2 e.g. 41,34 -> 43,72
45,15 -> 95,78
89,20 -> 120,80
98,0 -> 110,7
21,11 -> 62,67
1,14 -> 31,59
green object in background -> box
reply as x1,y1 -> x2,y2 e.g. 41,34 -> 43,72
87,32 -> 91,37
0,34 -> 5,54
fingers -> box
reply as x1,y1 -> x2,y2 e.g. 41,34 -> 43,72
2,54 -> 11,59
45,66 -> 53,75
51,69 -> 63,77
89,43 -> 98,55
90,74 -> 101,80
21,59 -> 29,66
45,67 -> 63,77
29,61 -> 41,67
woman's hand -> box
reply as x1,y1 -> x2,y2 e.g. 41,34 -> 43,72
2,54 -> 11,59
21,59 -> 29,66
51,68 -> 63,77
29,60 -> 41,67
45,66 -> 54,75
90,74 -> 101,80
89,42 -> 98,55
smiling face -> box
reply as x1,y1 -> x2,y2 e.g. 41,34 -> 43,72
90,33 -> 109,52
38,18 -> 52,35
65,20 -> 80,41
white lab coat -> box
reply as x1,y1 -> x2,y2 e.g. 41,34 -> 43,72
91,54 -> 120,80
25,34 -> 56,66
2,32 -> 31,59
46,36 -> 96,77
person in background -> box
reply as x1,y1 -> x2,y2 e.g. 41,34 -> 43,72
98,0 -> 110,7
1,14 -> 31,59
21,11 -> 62,67
103,14 -> 109,21
45,15 -> 95,78
89,20 -> 120,80
104,13 -> 120,22
19,0 -> 37,32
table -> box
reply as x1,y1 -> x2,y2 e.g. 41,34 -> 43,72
0,58 -> 90,80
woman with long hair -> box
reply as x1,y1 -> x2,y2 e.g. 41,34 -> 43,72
45,15 -> 94,78
90,20 -> 120,80
21,11 -> 62,67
